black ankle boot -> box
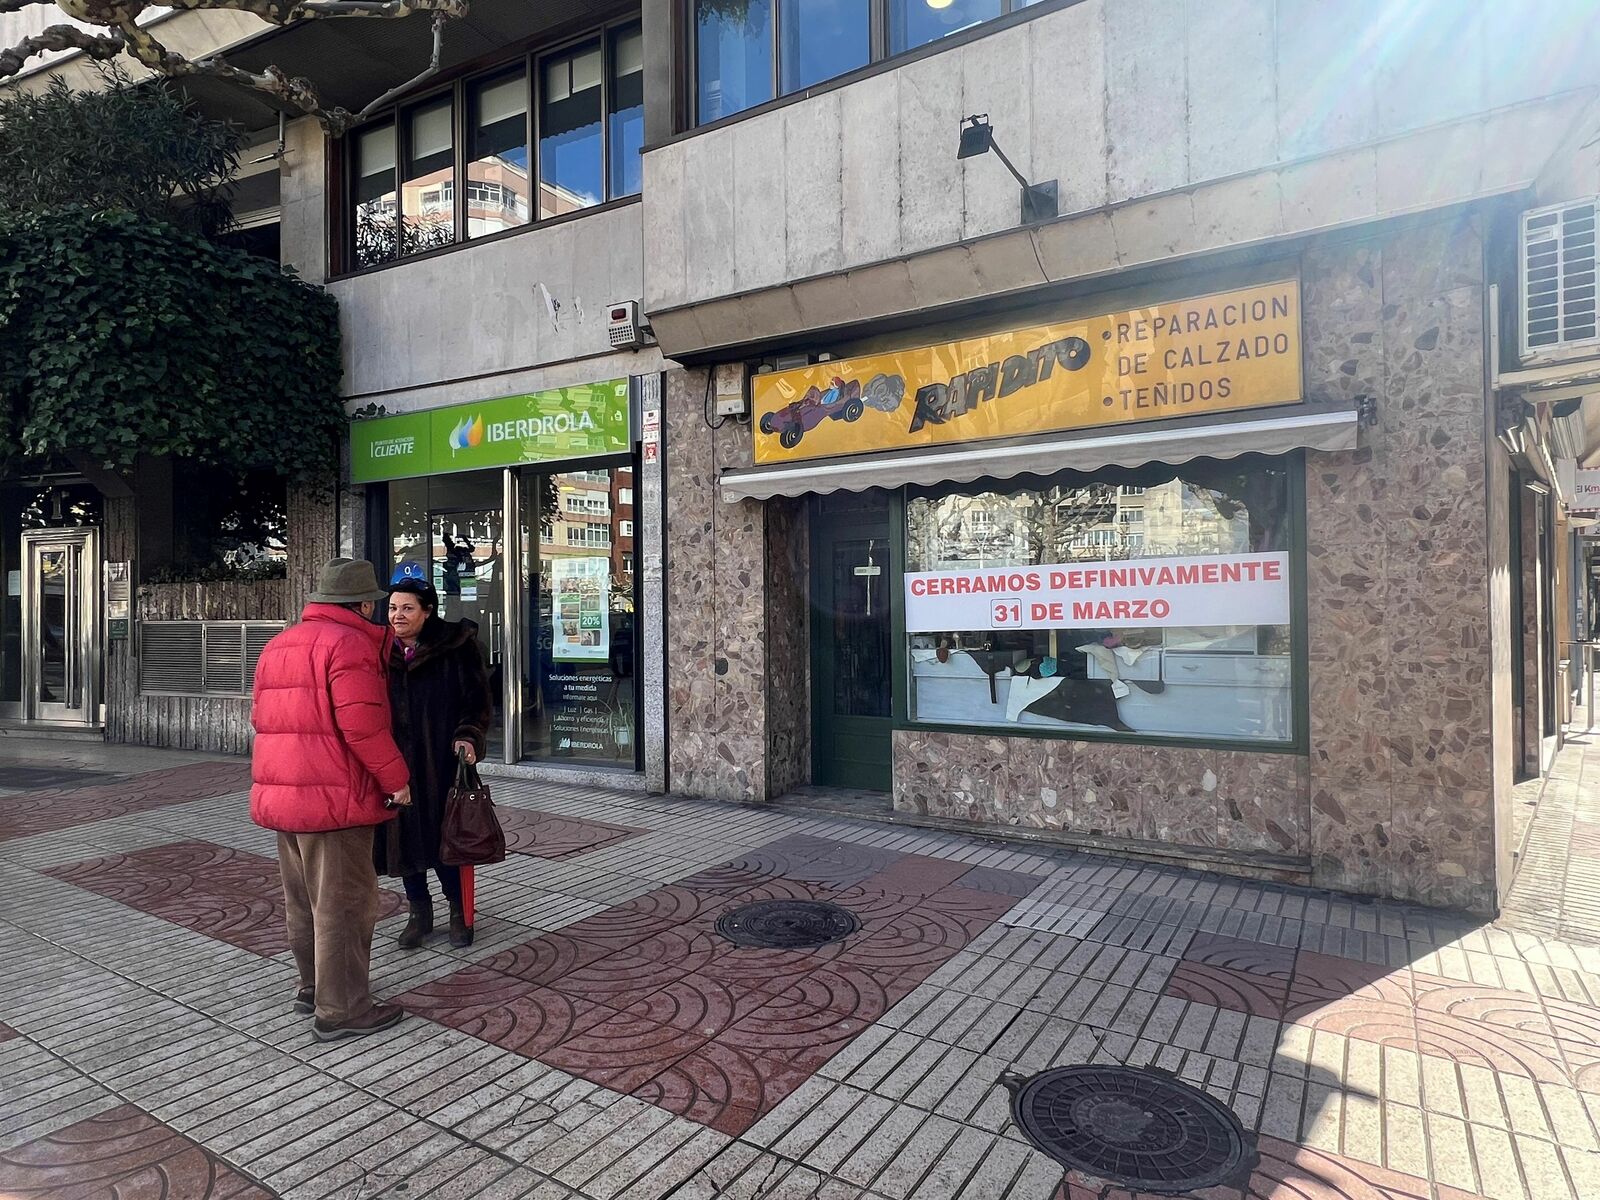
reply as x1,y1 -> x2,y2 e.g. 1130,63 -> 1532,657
448,902 -> 472,948
398,901 -> 433,950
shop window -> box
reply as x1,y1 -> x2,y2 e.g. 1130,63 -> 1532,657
402,97 -> 456,253
467,69 -> 531,239
904,459 -> 1298,745
520,465 -> 638,768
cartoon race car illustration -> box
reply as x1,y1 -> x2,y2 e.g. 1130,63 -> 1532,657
760,373 -> 906,450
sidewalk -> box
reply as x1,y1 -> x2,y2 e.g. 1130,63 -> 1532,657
1503,717 -> 1600,946
4,736 -> 1600,1200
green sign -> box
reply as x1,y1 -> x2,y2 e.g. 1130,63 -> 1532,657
351,379 -> 631,484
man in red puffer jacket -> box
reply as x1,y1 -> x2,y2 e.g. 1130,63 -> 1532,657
251,558 -> 412,1041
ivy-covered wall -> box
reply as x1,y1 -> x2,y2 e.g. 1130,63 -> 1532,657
0,207 -> 343,481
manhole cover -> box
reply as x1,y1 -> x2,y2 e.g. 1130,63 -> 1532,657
716,899 -> 860,950
1002,1066 -> 1255,1194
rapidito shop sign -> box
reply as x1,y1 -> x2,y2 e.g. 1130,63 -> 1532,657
350,380 -> 631,484
904,553 -> 1291,632
751,281 -> 1302,465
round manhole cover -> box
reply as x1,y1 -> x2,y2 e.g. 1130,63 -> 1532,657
716,900 -> 860,950
1003,1066 -> 1255,1194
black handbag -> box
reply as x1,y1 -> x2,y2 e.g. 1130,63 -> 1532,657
440,749 -> 506,866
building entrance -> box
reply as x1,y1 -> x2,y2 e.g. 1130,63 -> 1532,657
811,494 -> 893,792
19,528 -> 102,728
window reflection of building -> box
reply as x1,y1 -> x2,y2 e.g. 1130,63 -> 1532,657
541,41 -> 604,218
343,22 -> 642,271
525,464 -> 638,768
904,462 -> 1296,744
402,97 -> 455,246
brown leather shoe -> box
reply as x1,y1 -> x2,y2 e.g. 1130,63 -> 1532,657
293,987 -> 315,1015
311,1003 -> 405,1042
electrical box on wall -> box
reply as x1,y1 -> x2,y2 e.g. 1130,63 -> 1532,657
607,300 -> 653,350
715,370 -> 748,420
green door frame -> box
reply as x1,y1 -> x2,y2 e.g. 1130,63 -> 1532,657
810,500 -> 895,791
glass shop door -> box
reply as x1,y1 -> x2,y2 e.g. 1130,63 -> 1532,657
429,506 -> 505,757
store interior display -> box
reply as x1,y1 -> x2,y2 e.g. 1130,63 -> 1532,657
905,460 -> 1296,744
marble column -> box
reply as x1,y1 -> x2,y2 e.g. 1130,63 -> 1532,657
1303,211 -> 1499,912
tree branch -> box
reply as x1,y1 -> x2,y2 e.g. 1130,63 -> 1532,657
0,23 -> 124,82
2,0 -> 468,133
160,0 -> 466,24
117,20 -> 351,127
348,9 -> 443,123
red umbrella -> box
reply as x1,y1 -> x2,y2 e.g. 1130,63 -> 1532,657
461,864 -> 475,929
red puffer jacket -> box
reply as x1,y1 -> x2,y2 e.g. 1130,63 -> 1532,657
250,604 -> 410,833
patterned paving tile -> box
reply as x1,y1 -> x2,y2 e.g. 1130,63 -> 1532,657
395,835 -> 1014,1140
1184,933 -> 1297,979
1164,961 -> 1289,1018
496,808 -> 643,861
0,762 -> 251,842
1054,1132 -> 1489,1199
0,1024 -> 18,1043
0,1102 -> 274,1198
44,840 -> 403,957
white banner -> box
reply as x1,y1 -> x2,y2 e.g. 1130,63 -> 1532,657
905,552 -> 1291,632
1574,468 -> 1600,513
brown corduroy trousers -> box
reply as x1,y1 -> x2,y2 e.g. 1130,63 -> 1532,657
277,826 -> 380,1024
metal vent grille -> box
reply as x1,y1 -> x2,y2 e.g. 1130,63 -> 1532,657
140,621 -> 284,697
203,625 -> 246,696
244,624 -> 276,682
1522,200 -> 1599,357
139,623 -> 205,694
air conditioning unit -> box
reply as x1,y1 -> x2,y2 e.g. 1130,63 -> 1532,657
1521,199 -> 1599,360
607,300 -> 653,350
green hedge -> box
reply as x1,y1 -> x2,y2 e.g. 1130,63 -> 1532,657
0,207 -> 344,481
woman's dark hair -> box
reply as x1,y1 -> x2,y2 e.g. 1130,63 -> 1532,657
389,578 -> 439,613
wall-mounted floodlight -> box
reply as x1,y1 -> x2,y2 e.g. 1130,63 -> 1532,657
956,114 -> 1058,224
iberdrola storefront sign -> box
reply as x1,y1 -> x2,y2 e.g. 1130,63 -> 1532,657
350,379 -> 631,483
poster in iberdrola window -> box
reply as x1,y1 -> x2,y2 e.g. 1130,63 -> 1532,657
551,556 -> 610,664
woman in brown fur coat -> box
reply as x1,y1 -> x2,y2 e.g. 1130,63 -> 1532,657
378,578 -> 493,948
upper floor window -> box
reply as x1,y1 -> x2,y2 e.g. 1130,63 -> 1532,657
467,69 -> 531,240
346,20 -> 642,273
888,0 -> 1004,56
693,0 -> 1041,126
